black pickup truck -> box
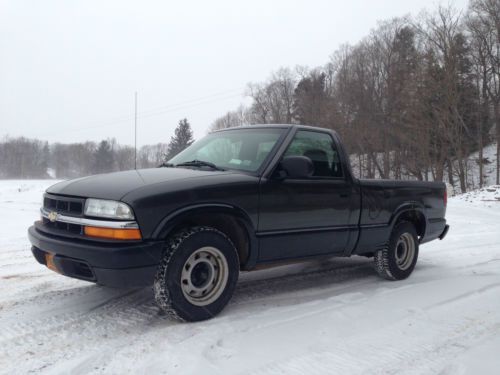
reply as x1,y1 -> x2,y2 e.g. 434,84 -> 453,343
28,125 -> 449,321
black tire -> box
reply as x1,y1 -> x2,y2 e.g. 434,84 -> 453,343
374,222 -> 419,281
153,226 -> 239,322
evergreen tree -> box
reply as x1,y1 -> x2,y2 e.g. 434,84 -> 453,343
166,119 -> 194,160
292,72 -> 329,125
93,140 -> 114,174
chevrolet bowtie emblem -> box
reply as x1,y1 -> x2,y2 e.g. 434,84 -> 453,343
48,211 -> 58,223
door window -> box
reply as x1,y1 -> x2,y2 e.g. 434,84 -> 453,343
284,130 -> 343,178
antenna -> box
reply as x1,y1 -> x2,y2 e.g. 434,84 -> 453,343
134,91 -> 137,170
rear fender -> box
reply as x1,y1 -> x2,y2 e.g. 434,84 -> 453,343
389,202 -> 427,238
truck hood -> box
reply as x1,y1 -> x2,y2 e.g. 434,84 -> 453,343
46,167 -> 232,201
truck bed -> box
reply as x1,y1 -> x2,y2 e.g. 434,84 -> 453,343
354,179 -> 447,254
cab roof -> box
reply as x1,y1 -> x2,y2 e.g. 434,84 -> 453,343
212,124 -> 338,136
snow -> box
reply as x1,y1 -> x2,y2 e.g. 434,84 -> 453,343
454,185 -> 500,205
1,180 -> 500,374
464,143 -> 498,190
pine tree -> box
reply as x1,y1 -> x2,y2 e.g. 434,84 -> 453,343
93,140 -> 114,174
292,72 -> 328,126
166,119 -> 194,160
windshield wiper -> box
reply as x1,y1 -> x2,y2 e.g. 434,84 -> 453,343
158,162 -> 175,168
175,159 -> 225,171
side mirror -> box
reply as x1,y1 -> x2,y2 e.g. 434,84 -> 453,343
279,156 -> 314,179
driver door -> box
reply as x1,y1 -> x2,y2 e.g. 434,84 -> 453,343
258,130 -> 357,262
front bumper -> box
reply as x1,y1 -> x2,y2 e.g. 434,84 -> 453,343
28,225 -> 163,287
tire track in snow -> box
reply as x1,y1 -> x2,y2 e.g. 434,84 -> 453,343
1,260 -> 374,344
427,282 -> 500,309
242,285 -> 500,375
0,259 -> 377,374
0,287 -> 165,374
232,259 -> 376,306
0,288 -> 148,345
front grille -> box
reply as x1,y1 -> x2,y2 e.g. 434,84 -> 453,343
43,194 -> 84,217
41,194 -> 85,236
42,217 -> 83,234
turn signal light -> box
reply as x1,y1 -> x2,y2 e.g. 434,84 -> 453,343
84,226 -> 142,240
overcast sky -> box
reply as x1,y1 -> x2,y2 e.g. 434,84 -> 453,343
0,0 -> 469,147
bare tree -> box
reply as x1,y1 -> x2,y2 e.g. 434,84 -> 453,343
210,105 -> 250,131
468,0 -> 500,184
246,67 -> 298,124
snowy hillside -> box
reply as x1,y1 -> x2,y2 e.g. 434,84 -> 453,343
462,143 -> 499,190
1,181 -> 500,374
350,142 -> 498,195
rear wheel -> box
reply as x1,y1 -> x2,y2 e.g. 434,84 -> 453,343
153,226 -> 239,321
374,222 -> 419,280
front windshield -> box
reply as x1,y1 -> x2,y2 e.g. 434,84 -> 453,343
169,128 -> 285,172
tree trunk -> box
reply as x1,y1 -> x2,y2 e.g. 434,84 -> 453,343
495,102 -> 500,185
435,157 -> 445,182
497,139 -> 499,185
446,158 -> 454,188
358,154 -> 363,179
479,69 -> 488,188
479,131 -> 483,188
383,150 -> 390,179
394,150 -> 402,180
486,98 -> 500,185
457,158 -> 467,193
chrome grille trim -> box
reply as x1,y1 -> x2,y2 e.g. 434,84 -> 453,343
40,207 -> 139,229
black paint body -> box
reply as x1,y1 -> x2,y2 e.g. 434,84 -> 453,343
28,125 -> 448,286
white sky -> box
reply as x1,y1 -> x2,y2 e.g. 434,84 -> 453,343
0,0 -> 469,147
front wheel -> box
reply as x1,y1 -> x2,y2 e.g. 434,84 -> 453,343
153,226 -> 239,321
374,222 -> 419,280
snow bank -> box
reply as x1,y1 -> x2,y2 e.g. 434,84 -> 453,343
454,185 -> 500,205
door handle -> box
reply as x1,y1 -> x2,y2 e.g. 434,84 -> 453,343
339,193 -> 350,198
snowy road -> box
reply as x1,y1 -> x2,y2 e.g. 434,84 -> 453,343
1,180 -> 499,374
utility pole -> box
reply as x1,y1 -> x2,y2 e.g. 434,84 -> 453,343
134,91 -> 137,170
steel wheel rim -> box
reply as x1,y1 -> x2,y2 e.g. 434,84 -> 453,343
180,246 -> 229,306
395,233 -> 415,270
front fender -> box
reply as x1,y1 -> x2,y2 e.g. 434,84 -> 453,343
151,203 -> 259,269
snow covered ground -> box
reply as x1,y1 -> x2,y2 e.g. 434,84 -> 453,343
452,143 -> 499,193
1,180 -> 499,375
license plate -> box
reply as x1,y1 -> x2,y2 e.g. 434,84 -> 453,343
45,253 -> 59,273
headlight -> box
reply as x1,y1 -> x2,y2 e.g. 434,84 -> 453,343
84,199 -> 134,220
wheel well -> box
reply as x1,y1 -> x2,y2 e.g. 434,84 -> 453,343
168,212 -> 250,269
396,210 -> 426,239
